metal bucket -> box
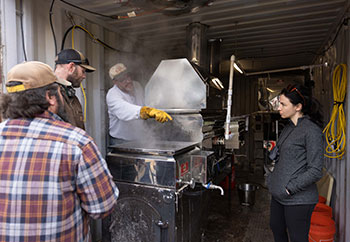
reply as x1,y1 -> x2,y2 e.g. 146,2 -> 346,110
237,183 -> 258,206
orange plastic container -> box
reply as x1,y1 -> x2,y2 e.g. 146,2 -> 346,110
311,212 -> 334,226
318,195 -> 326,204
313,203 -> 332,218
309,221 -> 335,242
309,213 -> 335,242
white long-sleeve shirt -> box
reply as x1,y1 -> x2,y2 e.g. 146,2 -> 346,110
106,81 -> 146,140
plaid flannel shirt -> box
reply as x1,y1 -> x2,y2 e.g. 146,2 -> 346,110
0,112 -> 119,242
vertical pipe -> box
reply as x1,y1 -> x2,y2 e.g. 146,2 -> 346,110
225,55 -> 235,139
0,0 -> 18,93
208,38 -> 222,75
186,22 -> 208,69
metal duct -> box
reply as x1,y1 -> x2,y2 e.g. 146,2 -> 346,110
208,38 -> 222,76
186,22 -> 208,69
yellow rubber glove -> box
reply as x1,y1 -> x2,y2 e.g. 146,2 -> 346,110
140,106 -> 172,123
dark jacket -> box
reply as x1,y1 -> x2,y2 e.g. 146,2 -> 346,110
61,85 -> 85,130
267,116 -> 324,205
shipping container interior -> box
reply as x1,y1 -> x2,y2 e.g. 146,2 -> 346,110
0,0 -> 349,241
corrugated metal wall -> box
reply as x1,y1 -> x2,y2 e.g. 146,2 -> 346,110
313,19 -> 350,242
232,75 -> 258,116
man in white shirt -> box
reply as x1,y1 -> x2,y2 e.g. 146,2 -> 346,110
106,63 -> 172,145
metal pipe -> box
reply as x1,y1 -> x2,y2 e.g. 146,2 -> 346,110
276,120 -> 279,142
202,182 -> 224,195
245,63 -> 327,76
176,183 -> 189,194
208,38 -> 222,75
186,22 -> 208,69
175,183 -> 190,213
177,178 -> 195,189
225,55 -> 235,140
212,156 -> 226,167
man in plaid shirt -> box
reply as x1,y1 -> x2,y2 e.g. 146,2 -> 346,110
0,61 -> 119,241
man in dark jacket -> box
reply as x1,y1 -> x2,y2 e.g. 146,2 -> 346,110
54,49 -> 96,129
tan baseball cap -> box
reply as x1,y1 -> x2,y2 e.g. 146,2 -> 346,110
6,61 -> 71,93
109,63 -> 128,80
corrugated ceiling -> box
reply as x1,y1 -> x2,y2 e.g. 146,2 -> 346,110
65,0 -> 347,72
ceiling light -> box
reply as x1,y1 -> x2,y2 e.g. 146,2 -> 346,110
234,63 -> 243,74
207,1 -> 214,6
211,77 -> 224,90
191,7 -> 200,13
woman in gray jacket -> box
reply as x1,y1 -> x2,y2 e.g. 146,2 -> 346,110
267,84 -> 324,242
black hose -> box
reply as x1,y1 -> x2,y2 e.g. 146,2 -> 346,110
61,25 -> 127,53
60,26 -> 74,51
49,0 -> 58,56
19,0 -> 28,61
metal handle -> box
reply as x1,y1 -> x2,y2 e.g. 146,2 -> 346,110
155,220 -> 168,242
156,220 -> 168,229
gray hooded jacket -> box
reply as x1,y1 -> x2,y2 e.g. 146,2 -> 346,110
267,116 -> 324,205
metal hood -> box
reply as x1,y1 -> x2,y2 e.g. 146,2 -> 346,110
145,58 -> 207,109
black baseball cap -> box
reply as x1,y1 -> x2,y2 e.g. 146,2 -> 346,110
55,49 -> 96,72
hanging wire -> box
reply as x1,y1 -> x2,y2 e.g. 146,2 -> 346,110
322,18 -> 349,54
59,0 -> 116,19
323,64 -> 347,159
71,25 -> 113,49
49,0 -> 57,56
19,0 -> 28,61
59,0 -> 173,19
61,25 -> 123,52
70,24 -> 117,122
79,82 -> 88,123
70,26 -> 87,122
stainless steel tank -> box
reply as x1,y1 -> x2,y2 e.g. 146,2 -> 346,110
103,141 -> 214,242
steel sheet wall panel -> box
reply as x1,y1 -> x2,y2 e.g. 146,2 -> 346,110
313,22 -> 349,242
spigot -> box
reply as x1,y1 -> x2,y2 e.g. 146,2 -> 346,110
177,178 -> 195,189
202,182 -> 224,195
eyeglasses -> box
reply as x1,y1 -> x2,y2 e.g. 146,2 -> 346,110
287,85 -> 306,106
117,74 -> 133,83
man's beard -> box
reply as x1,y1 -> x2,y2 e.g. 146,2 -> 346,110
56,94 -> 69,122
66,69 -> 81,88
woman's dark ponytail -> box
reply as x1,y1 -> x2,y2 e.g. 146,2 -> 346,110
280,84 -> 323,128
